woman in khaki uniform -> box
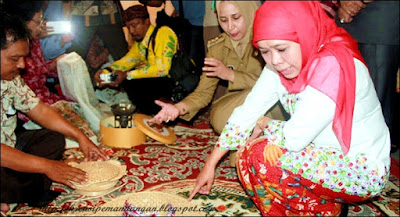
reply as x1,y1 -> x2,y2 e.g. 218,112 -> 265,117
150,1 -> 283,135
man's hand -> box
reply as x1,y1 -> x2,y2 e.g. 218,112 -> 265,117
77,136 -> 107,162
94,69 -> 106,87
107,70 -> 126,87
338,7 -> 354,23
94,69 -> 126,88
340,0 -> 366,17
44,159 -> 88,189
149,100 -> 181,124
203,58 -> 235,82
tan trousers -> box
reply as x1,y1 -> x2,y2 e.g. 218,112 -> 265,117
210,89 -> 286,135
209,89 -> 286,167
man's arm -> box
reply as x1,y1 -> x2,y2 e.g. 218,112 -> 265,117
126,27 -> 178,79
1,143 -> 87,189
26,101 -> 106,161
94,45 -> 141,87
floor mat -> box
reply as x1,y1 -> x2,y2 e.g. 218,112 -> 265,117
5,109 -> 399,216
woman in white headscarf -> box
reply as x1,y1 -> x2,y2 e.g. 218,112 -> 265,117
150,0 -> 283,135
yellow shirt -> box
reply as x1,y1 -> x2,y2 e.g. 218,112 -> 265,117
110,25 -> 178,79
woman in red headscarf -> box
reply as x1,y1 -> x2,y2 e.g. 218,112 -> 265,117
189,1 -> 390,216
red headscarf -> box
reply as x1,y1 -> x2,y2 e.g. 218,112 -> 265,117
253,1 -> 365,154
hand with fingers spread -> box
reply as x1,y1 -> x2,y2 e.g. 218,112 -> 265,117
203,57 -> 235,82
149,100 -> 181,125
44,160 -> 88,189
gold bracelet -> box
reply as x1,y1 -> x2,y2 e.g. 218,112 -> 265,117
257,116 -> 265,128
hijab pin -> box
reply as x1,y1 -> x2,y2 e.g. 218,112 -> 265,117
318,44 -> 325,52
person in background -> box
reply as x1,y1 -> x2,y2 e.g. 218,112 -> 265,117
170,0 -> 205,71
65,0 -> 128,63
0,8 -> 106,212
85,35 -> 112,79
150,1 -> 284,134
336,0 -> 400,152
39,1 -> 74,61
5,0 -> 68,123
94,5 -> 178,115
188,1 -> 390,216
203,0 -> 222,52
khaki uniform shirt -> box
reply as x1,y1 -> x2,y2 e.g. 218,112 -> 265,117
180,33 -> 264,121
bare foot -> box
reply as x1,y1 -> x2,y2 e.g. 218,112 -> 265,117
1,203 -> 10,213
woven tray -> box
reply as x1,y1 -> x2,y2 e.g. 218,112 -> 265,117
68,160 -> 126,196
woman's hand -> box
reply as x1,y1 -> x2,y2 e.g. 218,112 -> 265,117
188,161 -> 216,201
188,148 -> 228,201
38,21 -> 54,38
149,100 -> 180,124
77,136 -> 107,162
203,57 -> 235,82
44,159 -> 88,189
248,116 -> 272,143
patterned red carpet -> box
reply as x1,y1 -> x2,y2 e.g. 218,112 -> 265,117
6,106 -> 399,216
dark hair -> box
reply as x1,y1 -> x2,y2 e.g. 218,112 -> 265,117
0,5 -> 30,49
2,0 -> 44,22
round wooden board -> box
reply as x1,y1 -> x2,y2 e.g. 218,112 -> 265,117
133,113 -> 177,144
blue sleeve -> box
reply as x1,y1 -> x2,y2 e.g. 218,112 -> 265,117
40,35 -> 71,61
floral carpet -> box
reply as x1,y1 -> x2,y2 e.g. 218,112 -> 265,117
4,105 -> 399,216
